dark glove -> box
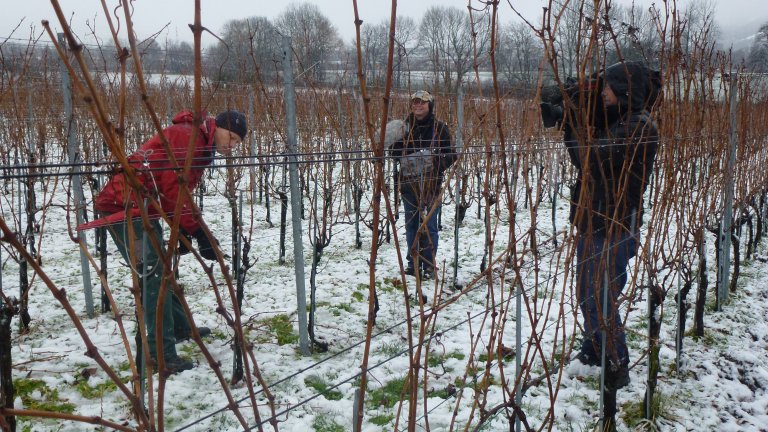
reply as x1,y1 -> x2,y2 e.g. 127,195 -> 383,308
177,231 -> 193,255
193,230 -> 218,260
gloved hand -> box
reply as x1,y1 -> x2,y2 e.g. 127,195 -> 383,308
177,231 -> 193,255
383,119 -> 407,149
193,230 -> 218,260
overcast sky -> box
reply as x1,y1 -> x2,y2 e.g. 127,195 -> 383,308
2,0 -> 765,48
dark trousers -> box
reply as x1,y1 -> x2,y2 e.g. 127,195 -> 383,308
107,218 -> 190,359
576,230 -> 637,365
401,188 -> 440,271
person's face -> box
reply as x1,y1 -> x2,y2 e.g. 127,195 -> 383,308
411,98 -> 430,120
602,85 -> 619,107
214,127 -> 241,155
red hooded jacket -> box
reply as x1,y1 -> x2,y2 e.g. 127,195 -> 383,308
94,111 -> 217,234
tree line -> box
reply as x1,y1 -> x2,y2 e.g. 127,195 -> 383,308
3,2 -> 767,94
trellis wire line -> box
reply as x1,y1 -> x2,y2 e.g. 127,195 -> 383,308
0,133 -> 726,182
180,304 -> 494,432
176,231 -> 572,430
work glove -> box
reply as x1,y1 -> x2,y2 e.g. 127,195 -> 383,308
383,119 -> 407,149
177,231 -> 194,255
193,230 -> 219,260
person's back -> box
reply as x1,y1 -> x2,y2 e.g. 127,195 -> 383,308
570,61 -> 661,235
568,61 -> 662,394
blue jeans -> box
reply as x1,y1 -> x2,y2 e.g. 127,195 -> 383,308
576,230 -> 637,365
401,188 -> 440,271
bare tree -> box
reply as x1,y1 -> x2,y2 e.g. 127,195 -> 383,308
747,22 -> 768,72
547,4 -> 589,80
358,16 -> 418,88
208,16 -> 280,83
164,40 -> 194,75
136,38 -> 163,74
603,4 -> 662,64
276,3 -> 343,83
358,21 -> 389,86
497,21 -> 541,90
418,6 -> 491,91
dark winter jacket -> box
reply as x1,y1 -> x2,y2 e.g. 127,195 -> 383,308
94,111 -> 217,233
391,112 -> 455,202
566,61 -> 660,234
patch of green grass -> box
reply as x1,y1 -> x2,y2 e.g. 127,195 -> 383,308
684,327 -> 724,347
378,278 -> 398,293
179,343 -> 198,357
369,376 -> 407,408
333,303 -> 353,313
116,361 -> 132,373
211,329 -> 228,340
75,378 -> 120,399
376,341 -> 407,357
15,378 -> 76,413
309,301 -> 333,312
312,413 -> 344,432
428,383 -> 456,399
304,375 -> 343,401
621,388 -> 680,428
427,350 -> 465,368
351,291 -> 365,302
261,314 -> 299,346
369,413 -> 395,426
471,374 -> 496,392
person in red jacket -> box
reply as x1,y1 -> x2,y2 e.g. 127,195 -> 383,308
94,110 -> 247,374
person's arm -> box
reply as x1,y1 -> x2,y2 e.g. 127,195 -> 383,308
435,121 -> 456,173
390,130 -> 406,158
594,113 -> 657,174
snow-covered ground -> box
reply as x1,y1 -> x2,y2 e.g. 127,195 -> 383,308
2,164 -> 768,432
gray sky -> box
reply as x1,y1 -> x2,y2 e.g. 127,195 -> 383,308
2,0 -> 765,47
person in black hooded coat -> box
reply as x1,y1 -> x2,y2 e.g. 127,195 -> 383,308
390,90 -> 455,278
567,61 -> 661,390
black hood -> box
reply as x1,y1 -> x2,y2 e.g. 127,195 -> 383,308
601,61 -> 662,114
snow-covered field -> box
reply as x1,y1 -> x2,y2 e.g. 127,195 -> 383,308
2,163 -> 768,432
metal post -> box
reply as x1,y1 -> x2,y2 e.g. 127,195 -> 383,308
675,270 -> 682,370
248,88 -> 258,206
645,272 -> 652,419
59,33 -> 94,317
1,301 -> 17,432
140,201 -> 149,406
337,85 -> 352,213
282,36 -> 310,355
599,244 -> 610,427
233,191 -> 244,381
514,280 -> 522,432
16,147 -> 30,333
453,85 -> 463,288
352,388 -> 361,432
717,73 -> 738,310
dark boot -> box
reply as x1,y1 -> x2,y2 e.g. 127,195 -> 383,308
155,356 -> 194,375
573,351 -> 600,367
422,267 -> 434,280
605,361 -> 630,390
175,326 -> 211,342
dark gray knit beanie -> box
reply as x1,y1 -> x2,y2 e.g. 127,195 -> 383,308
215,110 -> 248,140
